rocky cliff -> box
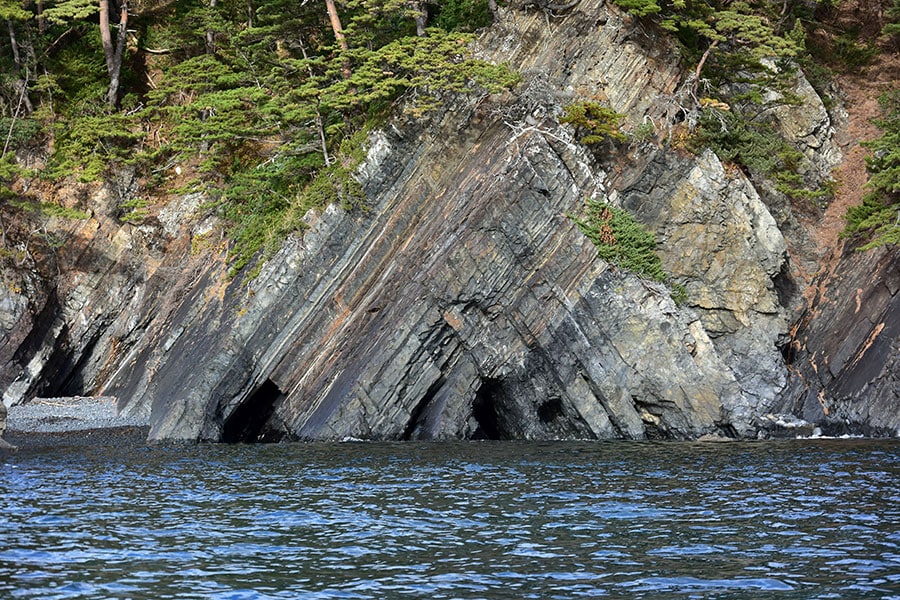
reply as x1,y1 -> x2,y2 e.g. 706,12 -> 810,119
778,245 -> 900,436
0,1 -> 896,442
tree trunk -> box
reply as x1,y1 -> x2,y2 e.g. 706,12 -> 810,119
206,0 -> 217,54
690,39 -> 718,105
7,22 -> 33,114
412,1 -> 427,36
100,0 -> 128,108
8,20 -> 20,67
37,0 -> 45,33
325,0 -> 351,79
298,34 -> 331,166
99,0 -> 114,71
3,69 -> 31,156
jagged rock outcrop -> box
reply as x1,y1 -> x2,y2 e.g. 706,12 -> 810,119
777,245 -> 900,436
0,179 -> 205,410
101,2 -> 783,441
0,0 -> 894,442
617,148 -> 791,432
109,112 -> 746,441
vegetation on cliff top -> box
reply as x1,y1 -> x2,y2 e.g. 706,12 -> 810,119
843,89 -> 900,249
0,0 -> 896,275
0,0 -> 514,273
610,0 -> 827,201
612,0 -> 898,244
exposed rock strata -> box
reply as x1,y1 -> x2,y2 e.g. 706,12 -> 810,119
0,0 -> 894,441
106,3 -> 783,441
108,111 -> 747,441
778,245 -> 900,436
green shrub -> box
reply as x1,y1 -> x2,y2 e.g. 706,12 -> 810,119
631,120 -> 656,143
559,101 -> 626,145
694,108 -> 830,201
434,0 -> 493,31
38,203 -> 90,220
120,197 -> 150,224
611,0 -> 661,17
844,196 -> 900,249
570,200 -> 667,283
885,0 -> 900,38
833,32 -> 878,67
0,118 -> 44,150
223,127 -> 371,279
44,110 -> 142,182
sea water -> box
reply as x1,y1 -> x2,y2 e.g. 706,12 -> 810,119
1,439 -> 898,599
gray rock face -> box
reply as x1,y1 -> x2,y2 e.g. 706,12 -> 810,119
619,149 -> 792,431
109,108 -> 743,441
103,4 -> 783,442
0,393 -> 14,451
0,175 -> 216,411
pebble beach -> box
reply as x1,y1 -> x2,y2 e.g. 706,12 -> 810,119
3,397 -> 150,450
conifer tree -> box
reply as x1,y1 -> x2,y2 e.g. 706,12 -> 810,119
0,0 -> 34,118
43,0 -> 129,107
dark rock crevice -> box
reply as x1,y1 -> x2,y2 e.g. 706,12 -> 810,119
471,378 -> 504,440
401,376 -> 446,440
221,379 -> 286,443
537,396 -> 564,424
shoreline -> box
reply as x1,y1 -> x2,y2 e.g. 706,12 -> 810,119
4,425 -> 151,451
2,396 -> 150,451
2,428 -> 896,453
2,397 -> 896,452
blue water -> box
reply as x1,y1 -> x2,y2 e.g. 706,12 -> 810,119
1,439 -> 899,599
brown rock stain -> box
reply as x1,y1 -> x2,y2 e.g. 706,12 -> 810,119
849,321 -> 886,371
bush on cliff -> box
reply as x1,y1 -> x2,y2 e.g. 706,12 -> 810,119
570,200 -> 667,283
559,101 -> 627,145
844,89 -> 900,249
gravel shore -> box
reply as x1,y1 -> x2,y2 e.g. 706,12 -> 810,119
3,396 -> 150,450
7,396 -> 149,433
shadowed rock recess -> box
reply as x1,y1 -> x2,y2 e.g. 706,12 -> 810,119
0,1 -> 896,441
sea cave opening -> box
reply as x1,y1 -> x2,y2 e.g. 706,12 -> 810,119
537,396 -> 564,424
471,378 -> 504,440
221,379 -> 285,443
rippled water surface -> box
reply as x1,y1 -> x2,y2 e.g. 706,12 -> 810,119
2,439 -> 899,599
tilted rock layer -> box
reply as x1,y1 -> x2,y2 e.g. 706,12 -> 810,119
1,1 -> 896,441
778,246 -> 900,436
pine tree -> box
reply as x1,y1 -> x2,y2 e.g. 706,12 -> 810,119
43,0 -> 129,107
